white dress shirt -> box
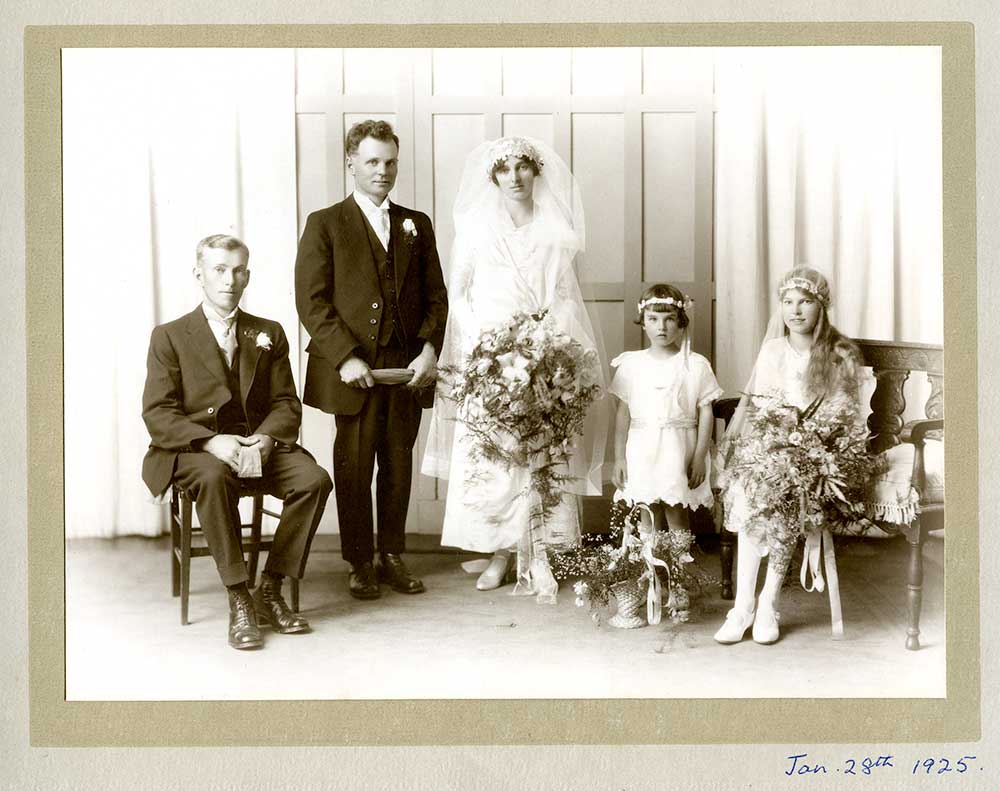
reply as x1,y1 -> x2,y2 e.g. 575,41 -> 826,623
353,190 -> 391,251
202,303 -> 240,365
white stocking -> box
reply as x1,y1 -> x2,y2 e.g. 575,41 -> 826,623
758,560 -> 786,611
734,531 -> 762,613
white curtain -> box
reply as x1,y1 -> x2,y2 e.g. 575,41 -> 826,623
63,49 -> 299,538
714,47 -> 943,395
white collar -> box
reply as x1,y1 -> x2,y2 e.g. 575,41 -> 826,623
353,190 -> 390,214
202,302 -> 239,324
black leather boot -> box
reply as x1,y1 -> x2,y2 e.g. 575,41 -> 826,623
252,575 -> 310,634
228,588 -> 263,650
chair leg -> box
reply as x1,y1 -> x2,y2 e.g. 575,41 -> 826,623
180,495 -> 193,626
291,577 -> 300,613
170,492 -> 180,597
247,494 -> 264,589
905,518 -> 925,651
720,528 -> 735,600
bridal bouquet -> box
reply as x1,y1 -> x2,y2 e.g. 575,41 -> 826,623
549,501 -> 701,625
441,309 -> 602,525
723,393 -> 886,550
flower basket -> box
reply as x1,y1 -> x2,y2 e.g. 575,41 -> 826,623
607,580 -> 646,629
550,501 -> 703,627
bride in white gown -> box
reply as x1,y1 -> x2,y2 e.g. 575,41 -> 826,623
421,136 -> 607,602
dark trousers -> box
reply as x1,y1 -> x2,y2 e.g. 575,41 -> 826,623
333,344 -> 422,566
172,446 -> 333,586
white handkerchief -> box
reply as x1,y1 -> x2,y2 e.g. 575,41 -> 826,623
237,444 -> 263,478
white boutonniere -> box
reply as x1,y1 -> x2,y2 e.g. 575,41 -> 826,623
402,217 -> 418,245
243,328 -> 272,350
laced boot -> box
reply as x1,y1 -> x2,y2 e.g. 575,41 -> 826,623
252,574 -> 309,634
228,587 -> 263,649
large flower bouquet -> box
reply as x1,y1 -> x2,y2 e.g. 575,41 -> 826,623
441,309 -> 603,525
549,501 -> 703,624
722,393 -> 886,552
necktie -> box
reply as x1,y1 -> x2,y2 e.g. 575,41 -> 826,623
222,320 -> 237,367
379,208 -> 390,250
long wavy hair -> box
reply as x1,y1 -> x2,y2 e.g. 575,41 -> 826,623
778,267 -> 861,401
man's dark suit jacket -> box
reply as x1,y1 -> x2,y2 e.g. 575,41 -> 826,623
141,306 -> 302,498
294,195 -> 448,414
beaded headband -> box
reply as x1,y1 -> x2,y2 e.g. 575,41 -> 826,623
779,277 -> 830,307
638,295 -> 693,312
486,137 -> 544,178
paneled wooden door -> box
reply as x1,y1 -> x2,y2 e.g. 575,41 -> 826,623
294,47 -> 716,536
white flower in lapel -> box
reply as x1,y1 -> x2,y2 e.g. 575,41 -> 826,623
401,217 -> 418,245
243,327 -> 272,350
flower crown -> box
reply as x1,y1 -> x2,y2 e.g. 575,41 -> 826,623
779,277 -> 830,307
638,295 -> 693,312
486,137 -> 544,178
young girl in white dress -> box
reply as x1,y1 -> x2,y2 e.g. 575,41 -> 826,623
713,267 -> 863,645
610,284 -> 723,535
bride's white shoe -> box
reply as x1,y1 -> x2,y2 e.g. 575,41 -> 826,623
713,606 -> 756,644
476,551 -> 512,591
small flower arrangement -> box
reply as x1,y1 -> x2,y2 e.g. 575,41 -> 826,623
243,328 -> 272,350
549,501 -> 701,625
401,217 -> 418,244
439,309 -> 602,527
722,392 -> 886,554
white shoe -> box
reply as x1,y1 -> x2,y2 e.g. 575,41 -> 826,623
752,606 -> 781,644
714,606 -> 755,644
476,551 -> 512,591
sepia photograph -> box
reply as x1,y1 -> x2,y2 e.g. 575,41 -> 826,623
61,43 -> 946,704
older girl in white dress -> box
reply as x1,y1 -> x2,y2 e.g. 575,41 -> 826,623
610,284 -> 723,534
713,267 -> 864,645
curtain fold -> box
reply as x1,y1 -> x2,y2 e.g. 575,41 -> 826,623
63,49 -> 298,538
714,47 -> 943,396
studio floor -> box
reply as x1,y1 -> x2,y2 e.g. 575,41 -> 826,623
65,531 -> 945,701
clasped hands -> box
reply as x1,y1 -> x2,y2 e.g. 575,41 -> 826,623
199,433 -> 275,473
339,344 -> 437,390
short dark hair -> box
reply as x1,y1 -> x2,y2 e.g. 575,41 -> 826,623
345,120 -> 399,156
196,234 -> 249,266
634,283 -> 689,328
489,155 -> 542,186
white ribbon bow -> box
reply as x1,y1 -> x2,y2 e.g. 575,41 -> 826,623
623,503 -> 672,625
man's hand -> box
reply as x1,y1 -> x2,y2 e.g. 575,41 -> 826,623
340,355 -> 375,389
246,433 -> 276,466
612,459 -> 628,491
687,454 -> 707,489
199,434 -> 258,473
406,343 -> 438,389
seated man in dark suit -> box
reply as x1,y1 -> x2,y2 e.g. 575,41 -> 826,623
142,234 -> 333,650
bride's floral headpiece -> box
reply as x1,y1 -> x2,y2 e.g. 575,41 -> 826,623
638,295 -> 693,312
486,137 -> 544,178
778,276 -> 830,307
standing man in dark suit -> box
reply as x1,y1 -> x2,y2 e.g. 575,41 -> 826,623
142,234 -> 333,650
295,120 -> 448,600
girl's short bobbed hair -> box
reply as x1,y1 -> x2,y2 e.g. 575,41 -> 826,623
634,283 -> 690,328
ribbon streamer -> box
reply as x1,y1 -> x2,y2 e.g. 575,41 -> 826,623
800,527 -> 844,639
623,503 -> 672,625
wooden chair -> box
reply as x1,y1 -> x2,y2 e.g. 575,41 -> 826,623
715,339 -> 944,650
169,483 -> 300,625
